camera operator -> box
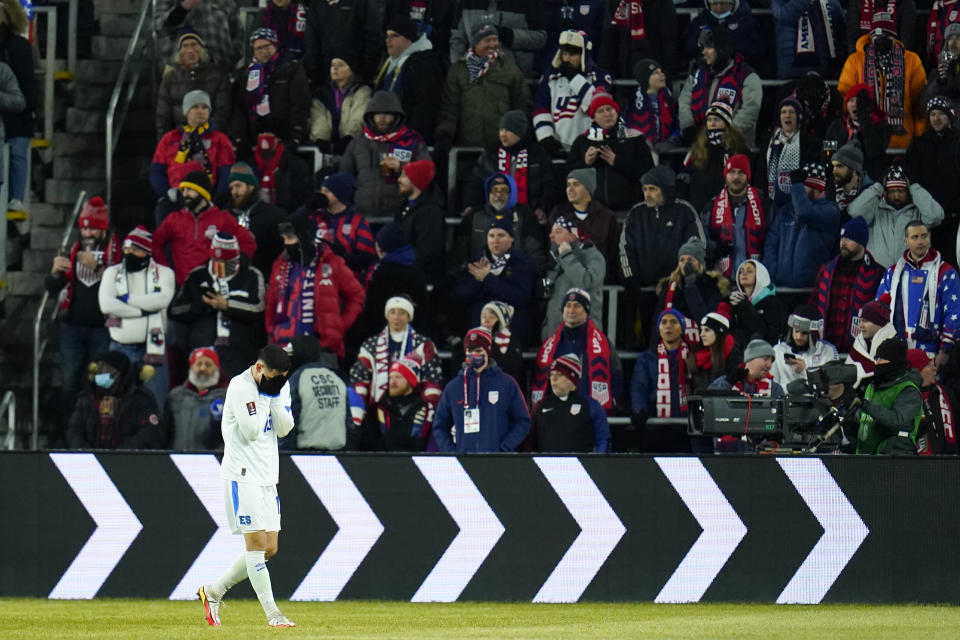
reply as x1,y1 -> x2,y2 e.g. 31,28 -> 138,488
907,349 -> 959,454
856,337 -> 924,454
708,339 -> 786,398
785,359 -> 861,452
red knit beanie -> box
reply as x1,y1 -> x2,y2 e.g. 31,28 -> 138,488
723,154 -> 751,181
79,196 -> 109,230
587,91 -> 620,119
402,160 -> 435,191
189,347 -> 221,371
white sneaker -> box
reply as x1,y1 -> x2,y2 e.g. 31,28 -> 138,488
7,199 -> 24,212
198,585 -> 221,626
267,613 -> 296,628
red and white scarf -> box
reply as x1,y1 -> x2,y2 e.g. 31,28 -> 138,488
611,0 -> 645,42
664,282 -> 703,343
494,327 -> 512,354
864,38 -> 908,133
733,373 -> 774,396
656,340 -> 690,417
498,147 -> 529,205
710,186 -> 765,277
860,0 -> 898,31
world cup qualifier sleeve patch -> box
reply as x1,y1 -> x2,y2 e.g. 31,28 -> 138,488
246,401 -> 257,416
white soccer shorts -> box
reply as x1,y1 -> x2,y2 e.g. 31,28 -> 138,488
223,479 -> 282,534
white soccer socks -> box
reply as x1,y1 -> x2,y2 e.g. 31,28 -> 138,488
245,549 -> 281,619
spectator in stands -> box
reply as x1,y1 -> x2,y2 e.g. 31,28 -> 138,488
303,0 -> 382,86
702,154 -> 767,280
248,132 -> 311,213
452,173 -> 546,275
908,349 -> 958,455
154,0 -> 243,71
624,59 -> 680,148
455,218 -> 537,344
771,304 -> 839,386
449,1 -> 547,78
630,308 -> 694,452
679,25 -> 763,145
876,220 -> 960,365
823,84 -> 892,182
265,217 -> 365,358
763,163 -> 841,288
708,338 -> 787,397
653,236 -> 729,344
758,96 -> 821,205
66,350 -> 165,450
533,29 -> 613,156
435,24 -> 531,151
848,165 -> 945,269
924,23 -> 960,102
299,171 -> 376,281
357,355 -> 432,451
541,216 -> 605,340
255,0 -> 308,61
432,327 -> 531,453
382,0 -> 457,60
683,0 -> 767,71
905,97 -> 960,267
164,347 -> 226,450
349,296 -> 443,427
532,288 -> 623,414
373,15 -> 445,145
729,259 -> 786,346
155,31 -> 232,140
231,28 -> 310,156
690,303 -> 742,391
478,301 -> 523,384
529,353 -> 610,453
790,71 -> 841,139
682,101 -> 752,212
282,335 -> 350,451
599,1 -> 678,79
352,223 -> 430,341
0,0 -> 30,217
847,2 -> 917,54
98,227 -> 176,407
831,140 -> 871,216
838,13 -> 927,150
810,217 -> 885,353
621,165 -> 706,289
224,162 -> 287,278
847,295 -> 896,379
393,159 -> 446,285
548,168 -> 619,282
466,110 -> 558,221
538,0 -> 605,74
151,91 -> 235,209
153,171 -> 257,285
46,197 -> 122,446
168,232 -> 266,379
309,57 -> 372,155
772,0 -> 845,79
856,336 -> 923,454
341,90 -> 431,217
567,92 -> 654,213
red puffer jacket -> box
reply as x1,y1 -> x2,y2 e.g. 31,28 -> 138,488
151,126 -> 236,194
152,205 -> 258,284
265,243 -> 365,358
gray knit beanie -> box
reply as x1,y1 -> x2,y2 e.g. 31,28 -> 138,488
743,339 -> 776,362
832,141 -> 864,174
677,236 -> 706,265
567,168 -> 597,195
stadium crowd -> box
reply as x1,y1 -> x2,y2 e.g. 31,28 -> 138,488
42,0 -> 960,456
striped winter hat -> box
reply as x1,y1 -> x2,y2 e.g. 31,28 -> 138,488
250,27 -> 278,44
551,353 -> 582,385
802,162 -> 828,192
884,165 -> 909,190
389,356 -> 421,388
124,225 -> 152,255
700,302 -> 731,337
210,232 -> 240,260
464,327 -> 493,355
481,301 -> 514,330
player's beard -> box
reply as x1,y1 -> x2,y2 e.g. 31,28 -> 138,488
189,368 -> 220,390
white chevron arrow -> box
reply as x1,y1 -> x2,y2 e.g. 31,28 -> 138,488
168,454 -> 237,600
654,457 -> 747,603
290,455 -> 384,601
776,457 -> 869,604
411,456 -> 504,602
49,453 -> 143,599
533,457 -> 626,603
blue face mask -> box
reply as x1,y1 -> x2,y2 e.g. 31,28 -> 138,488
710,9 -> 732,19
468,354 -> 487,370
95,373 -> 115,389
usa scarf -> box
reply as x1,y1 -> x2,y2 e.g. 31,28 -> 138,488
263,1 -> 306,59
663,281 -> 704,343
611,0 -> 645,43
795,0 -> 837,61
655,340 -> 690,417
864,41 -> 907,133
766,129 -> 801,198
254,139 -> 284,205
108,260 -> 166,364
688,54 -> 748,127
860,0 -> 898,31
711,186 -> 765,277
531,319 -> 614,410
274,232 -> 325,339
362,124 -> 424,175
926,1 -> 960,64
494,327 -> 512,354
887,250 -> 949,346
245,51 -> 281,118
57,234 -> 122,318
465,48 -> 498,83
174,122 -> 212,177
625,88 -> 676,144
497,147 -> 529,205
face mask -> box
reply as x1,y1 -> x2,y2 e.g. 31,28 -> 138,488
710,10 -> 732,19
124,253 -> 149,271
258,373 -> 287,396
707,129 -> 724,145
873,362 -> 899,383
468,354 -> 487,370
95,373 -> 115,389
285,244 -> 301,264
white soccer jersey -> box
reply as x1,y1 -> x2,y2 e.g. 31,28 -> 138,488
221,367 -> 294,485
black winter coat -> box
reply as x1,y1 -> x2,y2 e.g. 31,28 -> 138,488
395,192 -> 447,285
228,198 -> 288,278
66,380 -> 165,450
374,49 -> 446,145
730,294 -> 787,348
467,141 -> 558,214
598,0 -> 679,75
620,199 -> 705,290
905,129 -> 960,215
304,0 -> 383,85
0,28 -> 34,138
352,257 -> 431,340
230,57 -> 311,151
822,117 -> 892,183
568,129 -> 653,212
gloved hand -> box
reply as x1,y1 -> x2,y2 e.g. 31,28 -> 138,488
498,25 -> 514,48
855,89 -> 876,123
789,168 -> 807,185
682,260 -> 698,286
540,136 -> 566,159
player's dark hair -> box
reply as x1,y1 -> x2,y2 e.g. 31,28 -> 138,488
258,344 -> 291,372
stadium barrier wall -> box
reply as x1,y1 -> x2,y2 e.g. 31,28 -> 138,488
3,451 -> 958,604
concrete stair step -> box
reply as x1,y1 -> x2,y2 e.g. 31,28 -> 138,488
73,60 -> 123,85
99,14 -> 141,37
44,179 -> 107,205
53,155 -> 152,181
66,106 -> 153,134
92,35 -> 132,61
28,225 -> 63,249
97,0 -> 145,14
71,83 -> 153,110
22,247 -> 59,273
30,202 -> 68,227
52,132 -> 155,157
4,271 -> 45,296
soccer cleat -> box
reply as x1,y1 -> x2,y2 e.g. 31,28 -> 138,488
267,613 -> 296,628
198,585 -> 221,626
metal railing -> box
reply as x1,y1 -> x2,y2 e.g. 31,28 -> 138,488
106,0 -> 152,208
0,391 -> 15,450
0,145 -> 10,301
32,190 -> 87,450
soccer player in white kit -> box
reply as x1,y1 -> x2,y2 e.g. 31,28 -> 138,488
198,344 -> 296,628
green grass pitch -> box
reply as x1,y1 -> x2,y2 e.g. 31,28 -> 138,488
1,599 -> 959,639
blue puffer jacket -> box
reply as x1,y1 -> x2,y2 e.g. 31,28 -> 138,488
432,363 -> 531,453
762,183 -> 840,288
772,0 -> 846,79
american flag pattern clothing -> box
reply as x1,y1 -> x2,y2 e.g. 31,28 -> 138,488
533,67 -> 613,148
811,251 -> 885,353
